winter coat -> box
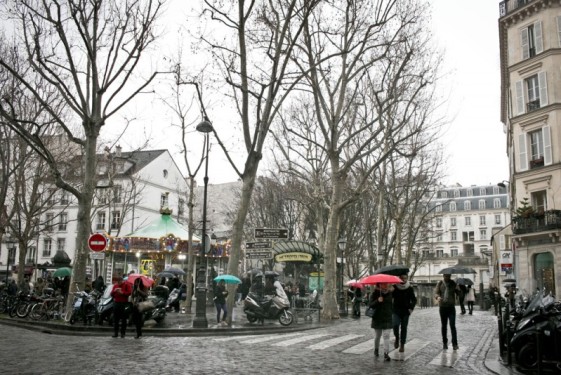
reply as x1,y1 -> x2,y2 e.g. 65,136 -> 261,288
369,287 -> 393,329
214,283 -> 228,304
434,279 -> 459,308
392,282 -> 417,316
111,281 -> 132,303
466,287 -> 476,302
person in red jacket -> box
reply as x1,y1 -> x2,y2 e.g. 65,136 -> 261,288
110,275 -> 132,338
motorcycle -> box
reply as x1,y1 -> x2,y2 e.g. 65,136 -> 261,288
96,285 -> 115,325
69,289 -> 100,325
509,291 -> 561,370
143,294 -> 167,323
243,292 -> 294,326
166,287 -> 181,312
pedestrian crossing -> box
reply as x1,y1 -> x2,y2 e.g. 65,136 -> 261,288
212,332 -> 469,368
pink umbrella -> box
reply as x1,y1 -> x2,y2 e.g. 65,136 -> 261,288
359,273 -> 402,285
125,273 -> 155,288
346,280 -> 364,288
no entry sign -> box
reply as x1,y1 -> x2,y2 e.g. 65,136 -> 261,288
88,233 -> 107,252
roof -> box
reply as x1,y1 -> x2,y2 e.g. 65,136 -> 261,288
122,213 -> 201,241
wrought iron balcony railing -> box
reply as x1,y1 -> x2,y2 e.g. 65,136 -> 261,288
499,0 -> 535,17
512,209 -> 561,234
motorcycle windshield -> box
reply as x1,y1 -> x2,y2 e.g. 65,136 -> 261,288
522,291 -> 544,317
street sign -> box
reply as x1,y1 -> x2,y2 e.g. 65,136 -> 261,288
246,251 -> 273,259
88,233 -> 107,252
246,241 -> 272,250
89,252 -> 105,260
254,228 -> 288,239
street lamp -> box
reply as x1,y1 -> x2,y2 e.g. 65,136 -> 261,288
193,117 -> 213,329
5,236 -> 16,284
337,237 -> 347,317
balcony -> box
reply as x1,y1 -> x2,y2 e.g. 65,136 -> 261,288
499,0 -> 535,17
526,99 -> 540,112
513,209 -> 561,234
529,156 -> 544,169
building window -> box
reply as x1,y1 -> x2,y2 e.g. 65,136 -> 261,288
450,217 -> 456,227
463,231 -> 475,242
161,193 -> 169,209
163,169 -> 168,178
441,191 -> 448,198
479,200 -> 486,209
437,232 -> 443,241
494,198 -> 502,208
450,248 -> 458,257
531,190 -> 547,214
467,189 -> 473,197
450,202 -> 456,212
97,188 -> 108,204
60,190 -> 69,205
26,246 -> 36,264
111,211 -> 121,230
42,239 -> 52,257
479,215 -> 486,226
465,217 -> 471,226
480,229 -> 487,240
515,72 -> 548,115
58,213 -> 68,231
495,214 -> 501,225
464,201 -> 471,210
435,204 -> 442,212
519,125 -> 551,171
436,217 -> 442,228
521,21 -> 543,60
45,213 -> 54,232
479,188 -> 486,195
451,231 -> 457,241
96,212 -> 106,231
57,238 -> 66,251
454,190 -> 460,198
113,185 -> 122,203
436,249 -> 444,258
493,186 -> 499,194
178,199 -> 185,216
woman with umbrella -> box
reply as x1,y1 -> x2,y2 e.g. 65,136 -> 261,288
213,279 -> 229,326
130,278 -> 149,339
368,282 -> 394,361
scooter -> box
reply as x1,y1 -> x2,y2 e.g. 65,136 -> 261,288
243,292 -> 294,326
143,294 -> 167,323
166,287 -> 181,312
509,291 -> 561,370
69,289 -> 100,325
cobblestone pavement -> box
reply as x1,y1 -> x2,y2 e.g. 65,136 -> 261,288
0,307 -> 507,375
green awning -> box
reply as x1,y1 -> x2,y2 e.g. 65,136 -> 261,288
123,213 -> 200,242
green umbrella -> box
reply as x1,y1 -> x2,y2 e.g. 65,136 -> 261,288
53,267 -> 72,278
214,274 -> 241,284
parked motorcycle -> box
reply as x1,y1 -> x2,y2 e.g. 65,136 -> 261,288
143,294 -> 167,323
166,287 -> 180,312
69,289 -> 100,325
510,291 -> 561,370
243,292 -> 294,326
96,285 -> 115,325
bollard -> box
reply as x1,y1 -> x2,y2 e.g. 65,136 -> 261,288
506,320 -> 512,365
536,329 -> 542,375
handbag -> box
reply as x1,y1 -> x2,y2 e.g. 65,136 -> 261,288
137,300 -> 154,313
365,307 -> 375,317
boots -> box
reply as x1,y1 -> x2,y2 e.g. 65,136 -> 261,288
374,348 -> 379,357
394,338 -> 399,349
384,352 -> 391,361
399,344 -> 404,353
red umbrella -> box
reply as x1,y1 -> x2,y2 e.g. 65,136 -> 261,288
346,280 -> 364,288
125,273 -> 154,288
359,273 -> 402,285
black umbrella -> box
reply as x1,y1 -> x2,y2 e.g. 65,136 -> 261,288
455,278 -> 474,286
264,271 -> 279,277
439,266 -> 476,274
502,278 -> 516,283
373,264 -> 410,277
162,267 -> 186,276
245,269 -> 263,278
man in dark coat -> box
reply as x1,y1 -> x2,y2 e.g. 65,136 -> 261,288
434,273 -> 461,350
392,273 -> 417,352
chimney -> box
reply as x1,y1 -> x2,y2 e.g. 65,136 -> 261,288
115,145 -> 122,157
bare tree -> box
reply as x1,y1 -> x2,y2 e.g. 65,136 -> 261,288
0,0 -> 165,313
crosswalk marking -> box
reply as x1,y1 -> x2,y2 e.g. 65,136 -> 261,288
307,334 -> 364,350
428,347 -> 466,368
388,338 -> 430,361
342,338 -> 375,354
239,332 -> 305,344
213,335 -> 254,342
271,333 -> 330,347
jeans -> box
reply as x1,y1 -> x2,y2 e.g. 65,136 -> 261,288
374,328 -> 391,353
439,305 -> 457,346
392,313 -> 410,345
215,302 -> 227,323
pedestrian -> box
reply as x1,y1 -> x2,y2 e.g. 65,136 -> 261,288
392,273 -> 417,352
369,282 -> 394,361
93,276 -> 105,293
434,273 -> 460,350
458,284 -> 467,315
7,279 -> 18,296
130,278 -> 148,339
466,285 -> 476,315
350,286 -> 363,318
35,277 -> 45,296
61,276 -> 70,302
213,279 -> 228,326
110,275 -> 132,338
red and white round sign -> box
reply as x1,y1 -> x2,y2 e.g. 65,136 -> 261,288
88,233 -> 107,252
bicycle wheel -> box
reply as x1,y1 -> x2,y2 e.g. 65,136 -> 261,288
9,302 -> 20,318
16,302 -> 31,318
29,302 -> 45,320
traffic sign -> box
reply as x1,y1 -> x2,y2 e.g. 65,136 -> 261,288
246,251 -> 273,259
246,241 -> 272,250
254,228 -> 288,239
88,233 -> 107,252
89,252 -> 105,260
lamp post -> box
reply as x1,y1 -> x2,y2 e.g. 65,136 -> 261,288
193,117 -> 213,328
337,237 -> 347,317
5,237 -> 16,284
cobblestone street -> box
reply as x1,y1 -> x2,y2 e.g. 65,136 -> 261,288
0,307 -> 507,375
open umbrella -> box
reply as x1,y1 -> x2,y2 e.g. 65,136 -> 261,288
156,271 -> 176,279
53,267 -> 72,278
264,271 -> 279,277
373,264 -> 410,276
125,273 -> 154,288
214,274 -> 242,284
162,267 -> 186,276
245,269 -> 264,278
359,273 -> 402,285
346,279 -> 364,288
455,278 -> 474,286
439,266 -> 477,274
502,278 -> 517,283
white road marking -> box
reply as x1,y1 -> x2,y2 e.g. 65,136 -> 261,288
307,334 -> 364,350
271,333 -> 331,347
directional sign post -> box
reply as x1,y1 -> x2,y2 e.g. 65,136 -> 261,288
254,228 -> 288,239
246,241 -> 272,250
246,251 -> 273,259
88,233 -> 108,252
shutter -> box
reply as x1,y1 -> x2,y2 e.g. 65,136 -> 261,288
519,133 -> 528,171
543,125 -> 552,165
538,71 -> 548,106
499,235 -> 505,251
535,21 -> 543,54
521,28 -> 529,60
515,80 -> 524,115
557,16 -> 561,47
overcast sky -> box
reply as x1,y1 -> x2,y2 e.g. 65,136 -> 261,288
102,0 -> 509,188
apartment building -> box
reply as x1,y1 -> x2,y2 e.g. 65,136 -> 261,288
499,0 -> 561,295
414,184 -> 510,289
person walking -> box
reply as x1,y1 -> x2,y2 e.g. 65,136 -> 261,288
434,273 -> 460,350
392,273 -> 417,352
130,278 -> 148,339
110,275 -> 132,338
369,283 -> 394,361
458,284 -> 467,315
350,286 -> 363,318
93,276 -> 105,293
213,279 -> 228,326
466,285 -> 476,315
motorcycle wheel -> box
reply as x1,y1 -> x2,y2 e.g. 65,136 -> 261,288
246,315 -> 258,323
279,310 -> 294,326
516,342 -> 538,369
